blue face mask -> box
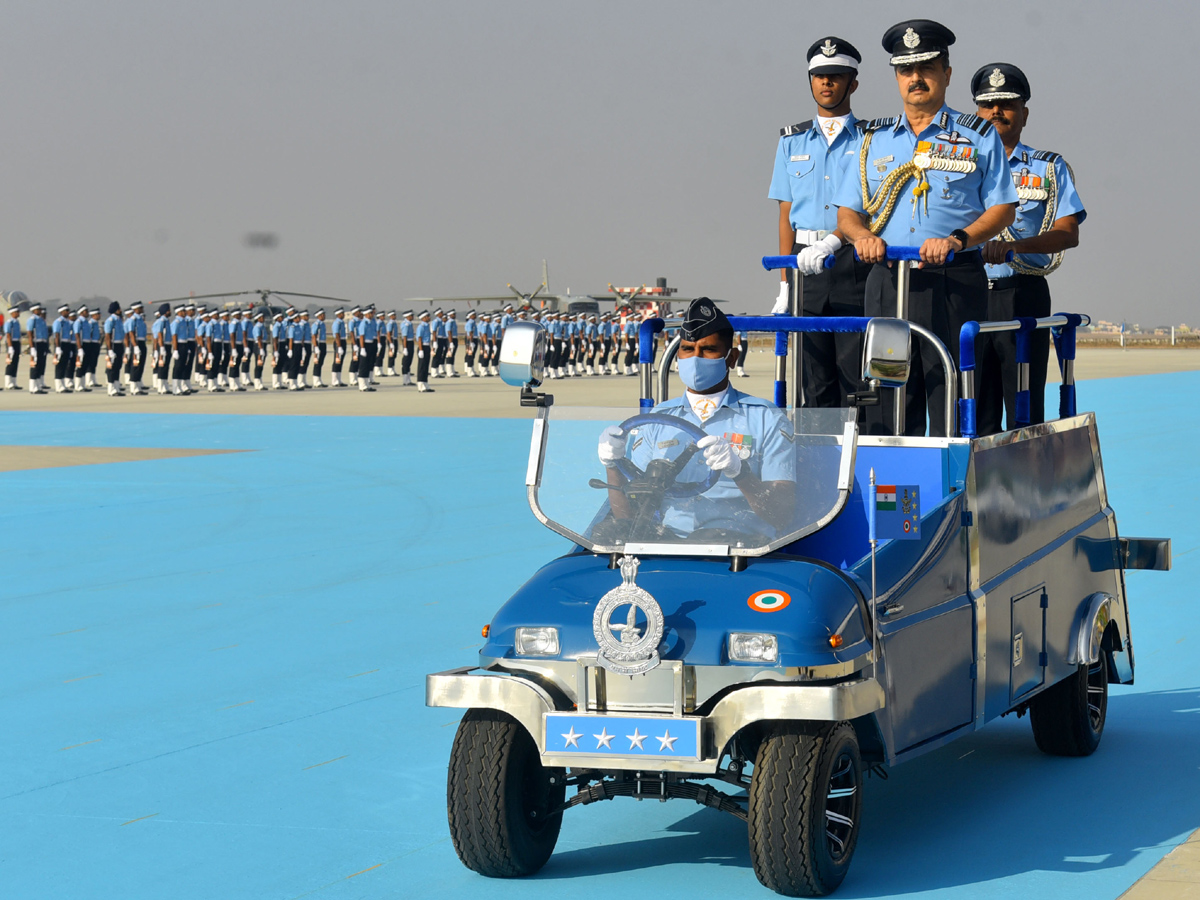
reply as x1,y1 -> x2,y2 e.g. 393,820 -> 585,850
678,355 -> 729,392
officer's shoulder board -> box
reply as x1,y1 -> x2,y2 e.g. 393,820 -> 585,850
954,113 -> 993,137
780,120 -> 812,137
863,116 -> 897,132
1032,149 -> 1062,164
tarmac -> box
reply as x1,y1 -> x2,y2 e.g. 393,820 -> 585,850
1,349 -> 1197,900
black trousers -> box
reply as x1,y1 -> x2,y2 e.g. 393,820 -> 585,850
863,252 -> 988,437
273,344 -> 288,377
183,341 -> 196,378
313,342 -> 327,376
131,340 -> 147,381
4,339 -> 18,377
289,344 -> 304,380
736,336 -> 748,368
32,341 -> 49,379
332,338 -> 346,374
386,339 -> 398,367
402,341 -> 414,375
794,242 -> 870,408
253,343 -> 265,379
624,342 -> 638,369
416,344 -> 431,382
463,339 -> 476,368
433,337 -> 447,369
172,344 -> 188,381
448,338 -> 458,368
241,343 -> 252,375
54,344 -> 72,380
359,340 -> 377,378
106,344 -> 125,384
154,344 -> 169,380
977,274 -> 1053,435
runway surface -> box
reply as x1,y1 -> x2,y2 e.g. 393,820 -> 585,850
2,371 -> 1197,899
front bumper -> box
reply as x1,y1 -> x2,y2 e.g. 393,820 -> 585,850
427,664 -> 885,774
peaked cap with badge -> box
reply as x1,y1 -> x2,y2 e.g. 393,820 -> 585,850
971,63 -> 1031,104
882,19 -> 955,67
807,36 -> 860,76
680,297 -> 731,343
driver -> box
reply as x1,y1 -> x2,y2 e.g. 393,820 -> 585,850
597,298 -> 795,538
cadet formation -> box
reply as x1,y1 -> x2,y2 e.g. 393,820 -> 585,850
4,19 -> 1084,436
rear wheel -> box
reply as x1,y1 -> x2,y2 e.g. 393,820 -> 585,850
446,708 -> 565,876
748,721 -> 862,897
1030,655 -> 1108,756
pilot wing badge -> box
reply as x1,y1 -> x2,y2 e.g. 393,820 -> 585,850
593,556 -> 664,675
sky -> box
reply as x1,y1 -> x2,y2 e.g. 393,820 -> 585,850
0,0 -> 1193,323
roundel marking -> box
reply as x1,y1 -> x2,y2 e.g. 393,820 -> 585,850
903,519 -> 912,533
748,589 -> 791,613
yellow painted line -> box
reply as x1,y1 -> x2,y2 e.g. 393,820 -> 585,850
51,628 -> 87,636
59,739 -> 102,751
347,864 -> 381,879
210,644 -> 240,651
219,700 -> 255,710
347,669 -> 378,679
303,755 -> 348,771
63,673 -> 102,684
120,813 -> 159,826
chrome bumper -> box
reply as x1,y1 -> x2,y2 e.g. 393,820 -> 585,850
426,665 -> 885,774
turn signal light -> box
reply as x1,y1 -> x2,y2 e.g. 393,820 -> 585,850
829,634 -> 844,649
481,624 -> 490,638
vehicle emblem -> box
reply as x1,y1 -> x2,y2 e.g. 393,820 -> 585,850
748,589 -> 792,612
821,39 -> 837,57
593,556 -> 663,675
988,67 -> 1006,88
902,27 -> 920,49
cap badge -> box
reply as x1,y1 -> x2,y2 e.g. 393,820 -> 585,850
988,67 -> 1006,88
699,304 -> 712,316
820,39 -> 837,57
902,27 -> 920,49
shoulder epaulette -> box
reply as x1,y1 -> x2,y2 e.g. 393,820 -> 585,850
1032,149 -> 1062,163
853,119 -> 868,133
955,113 -> 992,136
780,120 -> 812,137
863,116 -> 897,132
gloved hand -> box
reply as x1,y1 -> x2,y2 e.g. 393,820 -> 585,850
597,425 -> 626,465
133,348 -> 141,363
288,349 -> 293,358
272,352 -> 279,363
172,349 -> 179,360
55,346 -> 63,361
771,280 -> 790,315
418,350 -> 425,359
697,434 -> 743,480
107,349 -> 116,363
797,234 -> 843,276
29,348 -> 36,363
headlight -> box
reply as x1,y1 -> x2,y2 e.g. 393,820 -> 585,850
515,626 -> 560,656
728,632 -> 778,664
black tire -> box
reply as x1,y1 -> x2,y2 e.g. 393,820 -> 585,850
446,708 -> 565,877
1030,654 -> 1108,756
748,721 -> 862,897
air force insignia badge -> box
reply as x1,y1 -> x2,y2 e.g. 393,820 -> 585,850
593,556 -> 664,676
821,39 -> 837,57
989,67 -> 1006,88
903,27 -> 920,49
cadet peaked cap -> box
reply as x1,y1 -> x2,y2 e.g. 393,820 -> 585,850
158,303 -> 170,315
57,304 -> 69,313
334,307 -> 344,314
254,311 -> 264,319
107,301 -> 121,314
807,37 -> 860,75
316,308 -> 326,316
419,309 -> 430,317
90,308 -> 100,314
403,309 -> 413,316
882,19 -> 955,66
77,304 -> 89,314
131,301 -> 143,309
680,297 -> 730,342
971,62 -> 1031,104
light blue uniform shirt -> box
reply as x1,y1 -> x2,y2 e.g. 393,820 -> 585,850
623,320 -> 636,339
768,115 -> 863,233
332,317 -> 347,338
27,314 -> 48,341
401,319 -> 414,339
833,106 -> 1018,247
73,317 -> 87,341
985,141 -> 1086,279
313,319 -> 326,341
501,313 -> 513,331
464,319 -> 478,339
447,319 -> 458,338
103,314 -> 125,341
128,313 -> 147,340
416,320 -> 431,343
299,320 -> 312,341
152,317 -> 169,342
252,322 -> 266,343
361,317 -> 378,340
432,318 -> 446,338
271,321 -> 283,342
4,317 -> 20,341
52,316 -> 72,341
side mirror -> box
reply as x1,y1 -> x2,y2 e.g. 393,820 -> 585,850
862,318 -> 912,388
499,321 -> 547,388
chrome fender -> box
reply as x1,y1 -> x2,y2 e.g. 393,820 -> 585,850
1068,592 -> 1132,682
427,666 -> 554,750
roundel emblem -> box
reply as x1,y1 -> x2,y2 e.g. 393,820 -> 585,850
748,589 -> 791,613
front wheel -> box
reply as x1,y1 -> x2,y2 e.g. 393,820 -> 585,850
1029,654 -> 1108,756
446,709 -> 565,876
748,721 -> 862,897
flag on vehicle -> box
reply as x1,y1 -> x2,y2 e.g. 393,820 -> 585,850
876,485 -> 897,511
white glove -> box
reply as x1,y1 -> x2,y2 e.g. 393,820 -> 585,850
54,346 -> 62,361
29,348 -> 37,363
287,349 -> 293,358
107,349 -> 116,363
133,348 -> 141,363
418,350 -> 424,359
771,280 -> 790,315
696,434 -> 743,480
5,347 -> 12,361
797,234 -> 843,276
172,350 -> 179,360
597,425 -> 626,465
272,352 -> 279,363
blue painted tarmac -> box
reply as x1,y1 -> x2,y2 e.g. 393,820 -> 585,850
2,373 -> 1197,899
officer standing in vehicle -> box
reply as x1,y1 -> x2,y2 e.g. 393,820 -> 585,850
3,301 -> 20,390
769,36 -> 871,408
415,309 -> 434,392
971,63 -> 1086,434
835,19 -> 1017,436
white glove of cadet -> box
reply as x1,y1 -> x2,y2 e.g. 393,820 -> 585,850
54,347 -> 62,361
797,234 -> 843,276
597,425 -> 626,465
770,280 -> 790,315
172,349 -> 179,360
287,349 -> 293,358
418,349 -> 424,359
696,434 -> 743,480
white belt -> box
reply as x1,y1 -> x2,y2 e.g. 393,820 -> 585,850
793,229 -> 831,245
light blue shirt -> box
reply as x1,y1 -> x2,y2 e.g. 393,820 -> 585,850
313,319 -> 326,341
401,319 -> 414,339
4,317 -> 19,342
252,322 -> 266,343
88,318 -> 101,342
769,115 -> 864,233
26,314 -> 48,341
361,317 -> 379,340
447,319 -> 458,338
332,317 -> 347,338
833,106 -> 1018,247
128,312 -> 147,340
501,313 -> 514,331
152,317 -> 170,343
103,314 -> 125,341
416,320 -> 431,343
52,316 -> 72,341
465,319 -> 478,339
433,318 -> 446,338
73,317 -> 87,340
984,141 -> 1086,279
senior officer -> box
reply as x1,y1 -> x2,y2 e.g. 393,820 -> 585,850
835,19 -> 1017,436
769,36 -> 872,408
971,63 -> 1085,434
597,298 -> 796,539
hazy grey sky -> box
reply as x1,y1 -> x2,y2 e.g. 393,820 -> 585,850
2,0 -> 1193,323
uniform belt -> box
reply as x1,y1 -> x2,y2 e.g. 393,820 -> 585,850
793,229 -> 831,245
987,273 -> 1045,291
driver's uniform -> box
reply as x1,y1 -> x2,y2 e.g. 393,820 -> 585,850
627,387 -> 795,537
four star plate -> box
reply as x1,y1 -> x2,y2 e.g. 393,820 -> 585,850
543,712 -> 701,760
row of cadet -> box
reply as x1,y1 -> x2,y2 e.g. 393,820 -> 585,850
1,299 -> 686,396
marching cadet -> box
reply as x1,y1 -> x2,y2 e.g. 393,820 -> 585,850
769,35 -> 871,408
226,307 -> 244,391
415,309 -> 434,392
622,310 -> 638,375
463,309 -> 479,377
197,309 -> 217,391
51,304 -> 74,392
193,306 -> 207,387
400,310 -> 416,385
446,309 -> 460,377
84,307 -> 102,390
239,308 -> 254,388
269,312 -> 285,389
330,307 -> 348,387
486,312 -> 500,375
298,310 -> 313,388
475,312 -> 490,376
249,311 -> 267,390
543,312 -> 558,378
71,305 -> 88,391
430,308 -> 446,377
286,308 -> 304,390
3,301 -> 20,390
103,301 -> 128,396
181,303 -> 196,386
357,305 -> 379,391
311,309 -> 328,387
151,304 -> 170,393
835,19 -> 1017,436
971,63 -> 1085,434
347,306 -> 362,385
27,303 -> 49,394
384,310 -> 399,376
170,305 -> 189,394
127,301 -> 148,395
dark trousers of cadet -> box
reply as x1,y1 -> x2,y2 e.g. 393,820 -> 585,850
432,337 -> 446,370
977,274 -> 1052,435
402,341 -> 414,376
624,341 -> 638,370
253,344 -> 266,379
154,345 -> 169,382
89,342 -> 102,376
172,343 -> 188,382
54,345 -> 72,381
301,343 -> 311,377
385,340 -> 396,369
359,340 -> 377,380
331,338 -> 345,374
273,345 -> 288,379
794,242 -> 870,408
447,338 -> 458,370
463,339 -> 476,371
123,342 -> 133,378
289,344 -> 304,381
313,342 -> 326,377
32,340 -> 49,381
737,337 -> 748,368
182,341 -> 195,378
5,339 -> 19,377
228,343 -> 240,377
863,252 -> 988,437
130,340 -> 147,383
416,344 -> 431,382
106,344 -> 125,385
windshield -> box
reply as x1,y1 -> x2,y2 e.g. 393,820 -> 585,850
532,403 -> 856,556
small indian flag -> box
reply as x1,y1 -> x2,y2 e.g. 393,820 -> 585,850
876,485 -> 897,511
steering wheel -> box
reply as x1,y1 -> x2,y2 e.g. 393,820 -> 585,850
607,412 -> 721,499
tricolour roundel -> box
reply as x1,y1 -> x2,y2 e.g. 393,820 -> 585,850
747,589 -> 791,613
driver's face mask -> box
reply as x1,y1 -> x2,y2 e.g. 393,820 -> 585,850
678,355 -> 728,393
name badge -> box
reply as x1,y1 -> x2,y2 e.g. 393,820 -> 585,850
657,439 -> 679,449
790,154 -> 810,162
872,155 -> 894,166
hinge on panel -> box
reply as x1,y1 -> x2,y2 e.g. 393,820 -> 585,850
1039,652 -> 1048,668
961,510 -> 974,527
1040,592 -> 1049,609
